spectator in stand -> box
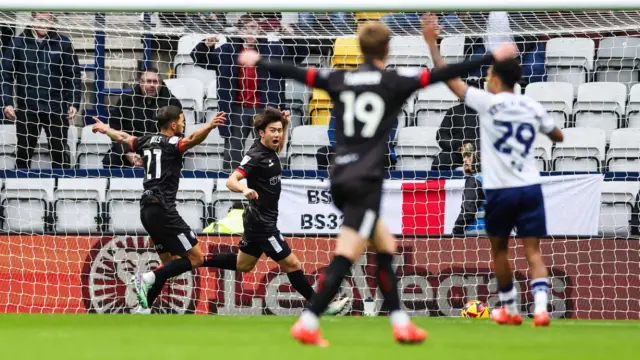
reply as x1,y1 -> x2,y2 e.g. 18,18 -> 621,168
432,102 -> 479,171
191,14 -> 307,170
452,143 -> 486,236
102,68 -> 181,168
315,108 -> 397,171
1,11 -> 81,169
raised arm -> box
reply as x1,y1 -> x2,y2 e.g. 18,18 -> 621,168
92,116 -> 135,145
191,37 -> 223,71
226,171 -> 259,200
178,112 -> 226,152
421,13 -> 516,99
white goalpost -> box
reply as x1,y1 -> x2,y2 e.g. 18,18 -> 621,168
0,3 -> 638,319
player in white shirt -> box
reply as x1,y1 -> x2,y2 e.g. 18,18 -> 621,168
425,16 -> 564,327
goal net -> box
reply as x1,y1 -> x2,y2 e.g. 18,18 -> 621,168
0,10 -> 638,319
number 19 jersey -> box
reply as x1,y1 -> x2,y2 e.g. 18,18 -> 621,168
308,63 -> 432,184
464,87 -> 556,190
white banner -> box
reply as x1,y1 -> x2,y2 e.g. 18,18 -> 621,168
277,175 -> 603,236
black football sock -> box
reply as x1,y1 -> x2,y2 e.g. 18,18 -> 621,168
287,270 -> 315,302
146,257 -> 193,307
309,255 -> 352,316
202,253 -> 238,270
376,253 -> 401,312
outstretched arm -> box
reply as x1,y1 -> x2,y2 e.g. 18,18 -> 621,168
238,50 -> 330,90
92,116 -> 135,145
179,112 -> 226,152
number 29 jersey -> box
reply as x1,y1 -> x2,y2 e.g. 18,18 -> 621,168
464,87 -> 556,190
308,63 -> 432,184
131,133 -> 185,207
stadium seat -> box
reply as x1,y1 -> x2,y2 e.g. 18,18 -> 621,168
355,12 -> 392,22
595,36 -> 640,88
77,126 -> 112,169
573,82 -> 626,141
606,128 -> 640,172
626,84 -> 640,129
331,36 -> 362,68
183,126 -> 224,171
1,178 -> 55,233
414,83 -> 459,128
164,78 -> 205,126
533,133 -> 553,171
203,78 -> 220,130
285,79 -> 311,128
395,127 -> 440,171
599,181 -> 640,237
387,36 -> 432,68
0,124 -> 16,169
176,178 -> 215,232
106,178 -> 145,234
288,125 -> 330,170
552,128 -> 605,171
54,178 -> 108,233
308,89 -> 333,126
524,82 -> 574,129
440,36 -> 465,64
174,34 -> 226,79
212,178 -> 247,221
545,38 -> 595,91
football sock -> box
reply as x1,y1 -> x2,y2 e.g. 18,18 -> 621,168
375,253 -> 402,312
308,255 -> 352,317
142,271 -> 156,284
147,257 -> 193,307
300,309 -> 319,331
498,281 -> 519,316
530,278 -> 550,315
390,310 -> 411,327
202,253 -> 238,270
287,270 -> 315,302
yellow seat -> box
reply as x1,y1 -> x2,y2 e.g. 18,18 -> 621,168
355,12 -> 393,23
308,89 -> 333,125
331,36 -> 362,69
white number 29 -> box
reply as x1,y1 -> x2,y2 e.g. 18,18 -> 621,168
339,91 -> 385,138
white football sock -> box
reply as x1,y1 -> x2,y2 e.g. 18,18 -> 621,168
530,278 -> 550,315
142,271 -> 156,285
390,310 -> 410,327
300,309 -> 319,331
498,284 -> 519,316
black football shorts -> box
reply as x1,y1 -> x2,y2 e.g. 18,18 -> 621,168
140,203 -> 197,255
331,178 -> 382,240
239,231 -> 292,262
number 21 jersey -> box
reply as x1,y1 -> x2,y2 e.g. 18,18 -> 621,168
131,133 -> 185,207
464,87 -> 556,190
308,63 -> 432,184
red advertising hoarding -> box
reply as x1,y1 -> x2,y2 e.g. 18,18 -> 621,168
0,235 -> 638,319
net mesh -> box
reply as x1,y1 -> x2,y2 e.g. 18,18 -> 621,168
0,11 -> 638,319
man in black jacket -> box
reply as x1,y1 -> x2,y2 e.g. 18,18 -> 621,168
1,12 -> 81,169
431,103 -> 479,171
102,68 -> 181,168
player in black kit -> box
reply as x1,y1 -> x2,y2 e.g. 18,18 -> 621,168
208,107 -> 350,315
239,15 -> 517,346
92,105 -> 227,311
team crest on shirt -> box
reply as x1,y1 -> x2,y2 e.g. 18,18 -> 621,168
168,136 -> 180,144
241,156 -> 251,166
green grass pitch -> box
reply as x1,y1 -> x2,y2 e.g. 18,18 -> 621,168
1,315 -> 637,360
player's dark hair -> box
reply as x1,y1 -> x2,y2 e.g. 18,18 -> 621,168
491,58 -> 522,89
358,21 -> 391,62
254,107 -> 283,133
156,105 -> 183,130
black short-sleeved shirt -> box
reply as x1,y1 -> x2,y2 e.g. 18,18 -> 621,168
236,140 -> 282,234
131,133 -> 185,208
305,63 -> 432,184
